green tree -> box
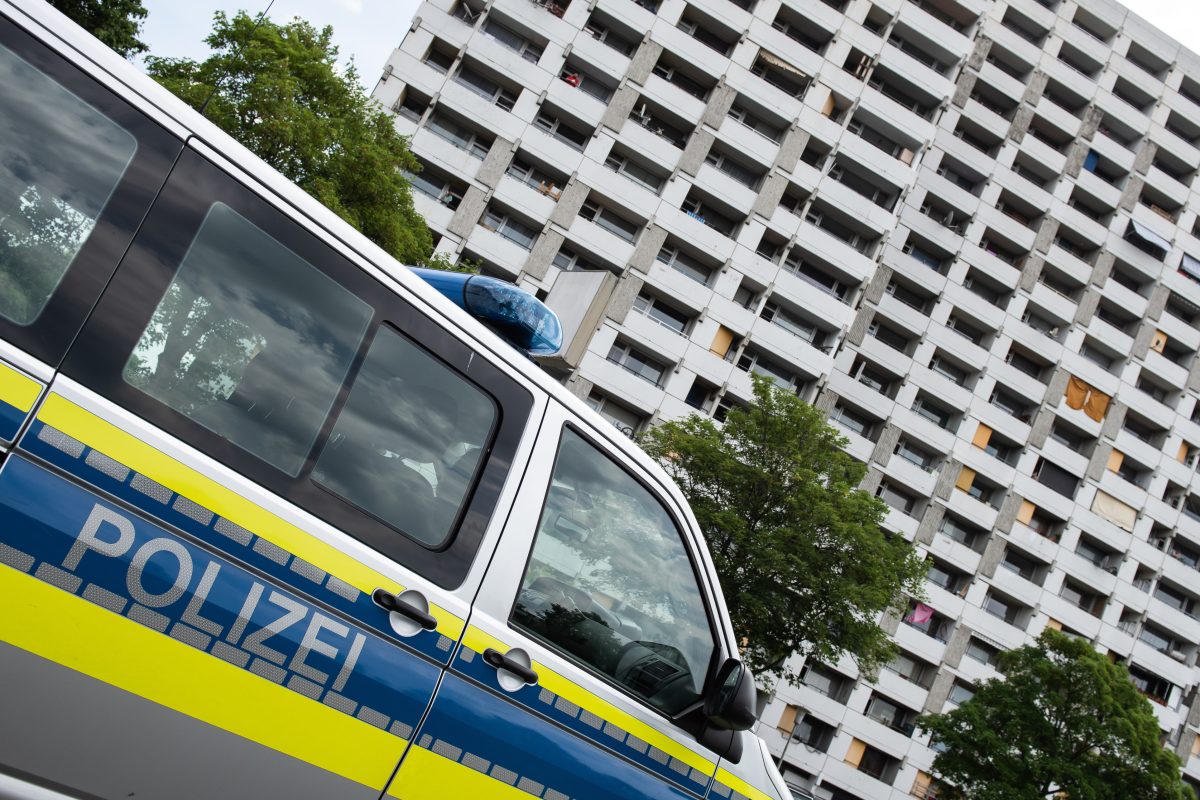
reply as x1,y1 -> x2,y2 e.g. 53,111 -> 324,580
640,375 -> 927,682
919,630 -> 1195,800
146,12 -> 434,264
48,0 -> 148,57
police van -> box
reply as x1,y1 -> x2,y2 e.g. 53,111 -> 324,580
0,2 -> 789,798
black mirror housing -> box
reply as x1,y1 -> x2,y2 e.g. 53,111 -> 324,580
704,658 -> 758,731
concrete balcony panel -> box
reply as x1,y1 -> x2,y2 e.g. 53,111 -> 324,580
772,274 -> 856,331
943,489 -> 999,532
857,335 -> 914,378
874,669 -> 929,716
1054,550 -> 1118,597
466,32 -> 549,91
1033,97 -> 1083,141
1145,598 -> 1200,648
714,117 -> 781,170
1037,593 -> 1103,639
682,342 -> 736,386
892,624 -> 948,676
1049,201 -> 1109,250
1006,522 -> 1061,565
821,756 -> 904,800
1161,271 -> 1200,313
1088,129 -> 1137,172
645,259 -> 716,313
991,169 -> 1053,216
1144,165 -> 1191,211
1129,642 -> 1193,692
1011,473 -> 1074,521
1096,277 -> 1149,322
1156,311 -> 1200,352
575,160 -> 665,219
898,206 -> 965,257
827,369 -> 897,420
895,2 -> 970,57
1039,57 -> 1098,103
1080,315 -> 1134,359
620,311 -> 691,363
1071,169 -> 1124,211
582,354 -> 669,412
891,406 -> 958,455
1056,23 -> 1110,71
969,399 -> 1032,448
750,320 -> 836,379
493,173 -> 559,221
794,221 -> 877,281
925,325 -> 990,375
568,29 -> 632,83
875,293 -> 935,338
640,73 -> 707,127
837,133 -> 916,190
1027,281 -> 1079,327
982,357 -> 1048,407
1036,439 -> 1089,480
905,364 -> 973,412
927,532 -> 984,577
813,180 -> 896,236
974,60 -> 1027,105
962,98 -> 1014,143
612,121 -> 684,173
1150,125 -> 1200,172
960,603 -> 1027,650
655,205 -> 738,262
915,168 -> 983,217
1130,203 -> 1179,250
1014,134 -> 1067,178
466,225 -> 535,277
977,207 -> 1038,254
876,47 -> 954,106
839,713 -> 916,764
438,79 -> 525,140
882,455 -> 939,499
411,191 -> 458,233
412,128 -> 488,181
544,77 -> 608,129
940,282 -> 1007,332
1143,348 -> 1192,390
934,127 -> 1002,178
693,164 -> 759,216
722,65 -> 804,130
564,215 -> 638,268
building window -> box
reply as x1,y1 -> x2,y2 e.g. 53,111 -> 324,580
479,206 -> 538,249
604,150 -> 665,193
657,246 -> 712,285
606,341 -> 669,387
533,109 -> 589,149
632,293 -> 691,335
579,199 -> 640,243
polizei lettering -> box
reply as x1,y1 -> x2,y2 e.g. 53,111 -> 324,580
62,503 -> 366,692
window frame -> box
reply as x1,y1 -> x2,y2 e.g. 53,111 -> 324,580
61,147 -> 533,588
0,16 -> 183,367
509,422 -> 726,727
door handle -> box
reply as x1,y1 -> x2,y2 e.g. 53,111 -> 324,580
483,647 -> 538,685
373,588 -> 438,631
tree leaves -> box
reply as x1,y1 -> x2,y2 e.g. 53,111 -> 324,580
146,12 -> 434,265
48,0 -> 148,58
919,630 -> 1195,800
641,374 -> 927,683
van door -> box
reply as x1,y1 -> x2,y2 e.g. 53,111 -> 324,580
0,141 -> 537,798
0,7 -> 182,435
386,404 -> 733,799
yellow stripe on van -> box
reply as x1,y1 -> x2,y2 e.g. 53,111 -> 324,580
715,767 -> 775,800
35,394 -> 464,640
0,362 -> 41,413
386,745 -> 531,799
0,562 -> 402,789
460,626 -> 716,779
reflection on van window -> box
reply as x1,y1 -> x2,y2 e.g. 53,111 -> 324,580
0,41 -> 136,325
124,203 -> 372,476
514,428 -> 716,715
313,326 -> 496,546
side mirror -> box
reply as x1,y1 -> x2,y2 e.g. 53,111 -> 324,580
703,658 -> 758,731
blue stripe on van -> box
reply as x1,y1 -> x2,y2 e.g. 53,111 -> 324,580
19,418 -> 456,664
0,454 -> 439,737
409,672 -> 704,800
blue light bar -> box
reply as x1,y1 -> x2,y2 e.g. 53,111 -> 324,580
410,268 -> 563,357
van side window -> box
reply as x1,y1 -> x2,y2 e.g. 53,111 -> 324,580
123,202 -> 372,476
513,427 -> 717,716
0,39 -> 136,325
313,325 -> 497,546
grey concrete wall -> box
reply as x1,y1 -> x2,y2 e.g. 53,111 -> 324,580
548,178 -> 589,227
447,185 -> 489,238
600,85 -> 640,133
628,224 -> 669,273
678,129 -> 715,176
605,272 -> 645,324
523,229 -> 565,280
626,40 -> 663,86
475,136 -> 516,187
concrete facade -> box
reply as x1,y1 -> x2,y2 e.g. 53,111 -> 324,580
375,0 -> 1200,795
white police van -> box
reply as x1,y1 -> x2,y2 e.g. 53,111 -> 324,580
0,2 -> 789,798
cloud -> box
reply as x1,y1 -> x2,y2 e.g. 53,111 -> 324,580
338,0 -> 364,13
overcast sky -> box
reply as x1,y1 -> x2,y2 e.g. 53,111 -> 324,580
139,0 -> 1200,88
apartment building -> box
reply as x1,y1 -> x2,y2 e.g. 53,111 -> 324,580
373,0 -> 1200,795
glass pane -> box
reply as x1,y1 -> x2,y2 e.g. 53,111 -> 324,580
0,42 -> 137,325
124,203 -> 372,476
313,327 -> 496,546
514,428 -> 716,715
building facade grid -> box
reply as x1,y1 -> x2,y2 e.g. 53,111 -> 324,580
375,0 -> 1200,795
